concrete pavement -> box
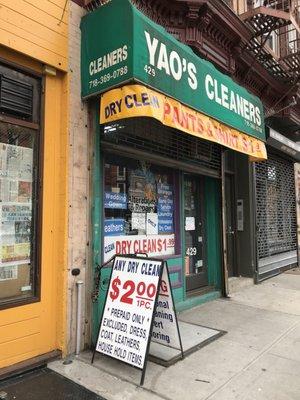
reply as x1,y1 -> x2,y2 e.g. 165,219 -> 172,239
49,269 -> 300,400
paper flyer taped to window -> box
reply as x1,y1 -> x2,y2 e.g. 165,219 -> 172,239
19,147 -> 33,181
6,145 -> 33,181
0,179 -> 18,202
1,221 -> 15,236
131,212 -> 146,230
0,265 -> 18,281
185,216 -> 195,231
1,243 -> 30,264
0,144 -> 32,178
146,213 -> 158,235
0,144 -> 8,177
0,204 -> 32,265
2,204 -> 32,222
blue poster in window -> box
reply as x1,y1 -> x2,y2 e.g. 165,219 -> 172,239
158,211 -> 173,219
104,192 -> 127,209
158,198 -> 173,205
104,219 -> 125,236
158,212 -> 173,233
157,185 -> 173,212
157,183 -> 173,196
157,183 -> 174,233
157,196 -> 174,213
158,221 -> 173,233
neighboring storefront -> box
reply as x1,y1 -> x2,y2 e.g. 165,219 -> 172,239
254,128 -> 300,281
0,1 -> 68,372
295,162 -> 300,266
80,0 -> 267,342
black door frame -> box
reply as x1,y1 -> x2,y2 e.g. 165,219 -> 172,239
225,173 -> 238,277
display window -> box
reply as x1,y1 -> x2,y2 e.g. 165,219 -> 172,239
0,123 -> 39,305
0,64 -> 41,307
103,155 -> 177,261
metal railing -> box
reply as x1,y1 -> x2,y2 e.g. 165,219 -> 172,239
240,0 -> 300,72
246,0 -> 297,12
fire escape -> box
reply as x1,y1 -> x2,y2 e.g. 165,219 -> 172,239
240,0 -> 300,83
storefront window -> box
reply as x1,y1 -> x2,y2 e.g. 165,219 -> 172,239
0,122 -> 39,305
103,155 -> 176,261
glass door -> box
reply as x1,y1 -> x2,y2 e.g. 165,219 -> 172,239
184,174 -> 207,292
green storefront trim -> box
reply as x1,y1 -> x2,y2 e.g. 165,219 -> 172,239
205,177 -> 222,290
81,0 -> 265,141
91,109 -> 223,343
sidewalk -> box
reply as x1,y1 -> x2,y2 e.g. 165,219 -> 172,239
50,269 -> 300,400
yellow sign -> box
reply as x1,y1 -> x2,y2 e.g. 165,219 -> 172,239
100,84 -> 267,160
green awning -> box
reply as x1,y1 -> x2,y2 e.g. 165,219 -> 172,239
81,0 -> 265,141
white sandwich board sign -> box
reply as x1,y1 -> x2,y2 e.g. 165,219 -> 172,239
151,265 -> 182,350
92,255 -> 182,385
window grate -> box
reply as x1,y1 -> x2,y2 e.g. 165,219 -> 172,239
0,75 -> 33,119
101,118 -> 222,174
255,152 -> 297,259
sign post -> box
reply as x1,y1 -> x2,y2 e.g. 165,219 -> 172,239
92,255 -> 182,385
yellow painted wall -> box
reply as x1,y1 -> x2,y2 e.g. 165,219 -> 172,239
0,1 -> 68,369
0,0 -> 68,71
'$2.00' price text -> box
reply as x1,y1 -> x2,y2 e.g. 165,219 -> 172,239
109,277 -> 157,309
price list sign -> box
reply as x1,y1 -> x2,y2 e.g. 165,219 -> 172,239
94,256 -> 163,376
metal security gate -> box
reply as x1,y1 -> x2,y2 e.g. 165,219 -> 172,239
255,151 -> 297,281
100,118 -> 222,177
